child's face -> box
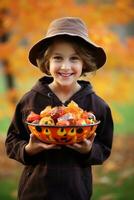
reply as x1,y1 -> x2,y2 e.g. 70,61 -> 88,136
49,41 -> 83,87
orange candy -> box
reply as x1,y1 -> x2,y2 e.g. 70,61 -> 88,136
26,101 -> 96,126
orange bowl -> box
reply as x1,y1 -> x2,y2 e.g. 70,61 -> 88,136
26,121 -> 100,145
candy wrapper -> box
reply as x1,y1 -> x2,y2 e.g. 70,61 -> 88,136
26,101 -> 100,144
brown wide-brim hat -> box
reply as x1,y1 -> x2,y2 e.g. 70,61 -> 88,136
29,17 -> 106,70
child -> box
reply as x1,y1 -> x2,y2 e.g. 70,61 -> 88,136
5,17 -> 113,200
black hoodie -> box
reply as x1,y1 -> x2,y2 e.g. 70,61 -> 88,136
5,76 -> 113,200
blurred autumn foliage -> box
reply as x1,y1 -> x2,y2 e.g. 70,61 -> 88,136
0,0 -> 134,132
0,2 -> 134,199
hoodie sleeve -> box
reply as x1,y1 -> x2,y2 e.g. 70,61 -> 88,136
5,100 -> 42,165
78,104 -> 114,166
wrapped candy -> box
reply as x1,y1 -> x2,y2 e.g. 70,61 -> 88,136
26,111 -> 41,122
26,101 -> 100,144
57,113 -> 74,121
26,101 -> 97,126
39,116 -> 55,125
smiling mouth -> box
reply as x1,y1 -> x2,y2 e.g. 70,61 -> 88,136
58,73 -> 74,77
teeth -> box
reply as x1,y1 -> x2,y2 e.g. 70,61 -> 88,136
59,73 -> 72,77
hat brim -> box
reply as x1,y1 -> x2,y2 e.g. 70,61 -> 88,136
29,34 -> 106,70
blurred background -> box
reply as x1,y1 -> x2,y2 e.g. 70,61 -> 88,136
0,0 -> 134,199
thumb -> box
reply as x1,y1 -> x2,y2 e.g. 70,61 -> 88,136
30,133 -> 40,142
30,133 -> 36,140
89,132 -> 96,143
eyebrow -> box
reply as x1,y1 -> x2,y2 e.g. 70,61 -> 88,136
52,53 -> 62,56
52,52 -> 79,56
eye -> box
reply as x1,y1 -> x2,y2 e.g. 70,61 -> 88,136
57,128 -> 67,136
70,56 -> 80,61
68,128 -> 76,136
44,128 -> 51,135
53,56 -> 62,61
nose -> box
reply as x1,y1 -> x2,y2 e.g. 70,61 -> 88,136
61,59 -> 71,70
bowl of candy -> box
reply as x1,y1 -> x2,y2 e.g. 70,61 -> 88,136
26,101 -> 100,145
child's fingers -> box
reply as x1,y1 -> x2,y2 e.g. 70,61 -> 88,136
67,134 -> 96,151
30,134 -> 61,149
66,143 -> 81,149
51,145 -> 61,149
41,143 -> 61,150
30,133 -> 38,141
88,132 -> 96,143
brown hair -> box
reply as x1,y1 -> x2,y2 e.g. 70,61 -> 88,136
36,35 -> 97,76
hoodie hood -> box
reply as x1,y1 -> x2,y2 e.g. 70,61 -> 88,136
31,76 -> 94,106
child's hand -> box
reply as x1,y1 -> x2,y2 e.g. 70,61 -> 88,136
66,133 -> 96,154
25,134 -> 61,156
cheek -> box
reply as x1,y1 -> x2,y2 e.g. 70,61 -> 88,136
49,62 -> 58,74
75,64 -> 83,75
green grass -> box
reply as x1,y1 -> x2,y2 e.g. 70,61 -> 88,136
113,103 -> 134,134
0,172 -> 133,200
0,117 -> 10,135
0,178 -> 18,200
0,75 -> 6,92
92,173 -> 134,200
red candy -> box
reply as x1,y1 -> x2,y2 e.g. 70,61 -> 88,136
75,119 -> 87,126
26,101 -> 97,126
56,120 -> 70,126
26,112 -> 41,122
